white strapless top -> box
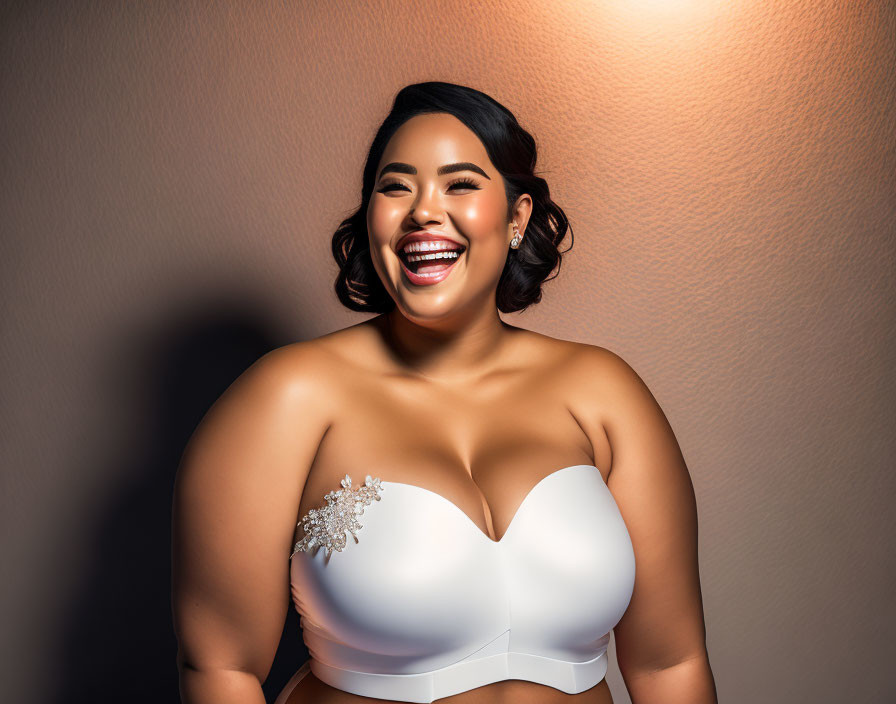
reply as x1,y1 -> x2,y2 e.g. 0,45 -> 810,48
287,464 -> 635,703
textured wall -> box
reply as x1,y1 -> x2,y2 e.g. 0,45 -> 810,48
2,1 -> 894,702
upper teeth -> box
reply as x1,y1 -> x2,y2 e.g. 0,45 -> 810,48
406,251 -> 460,263
402,240 -> 462,254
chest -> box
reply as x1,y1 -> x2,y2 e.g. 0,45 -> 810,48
298,368 -> 602,544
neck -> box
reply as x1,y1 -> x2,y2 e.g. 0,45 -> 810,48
378,305 -> 512,384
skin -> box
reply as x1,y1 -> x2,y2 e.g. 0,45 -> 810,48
172,113 -> 717,704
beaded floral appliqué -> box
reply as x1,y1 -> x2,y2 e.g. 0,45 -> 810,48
291,474 -> 384,558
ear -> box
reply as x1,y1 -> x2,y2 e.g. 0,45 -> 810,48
510,194 -> 534,242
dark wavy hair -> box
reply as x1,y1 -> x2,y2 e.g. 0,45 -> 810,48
332,81 -> 573,314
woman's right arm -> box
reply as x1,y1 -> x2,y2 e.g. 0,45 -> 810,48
172,343 -> 333,703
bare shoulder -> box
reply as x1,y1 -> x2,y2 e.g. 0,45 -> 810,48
558,341 -> 691,521
230,324 -> 371,401
562,340 -> 661,417
234,320 -> 388,404
242,338 -> 339,397
181,337 -> 345,475
558,338 -> 641,379
520,332 -> 655,417
510,327 -> 621,369
522,334 -> 673,471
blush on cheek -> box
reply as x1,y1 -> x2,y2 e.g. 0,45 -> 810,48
456,192 -> 507,238
369,198 -> 404,227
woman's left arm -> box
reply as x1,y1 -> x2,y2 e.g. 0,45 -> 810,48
585,348 -> 718,704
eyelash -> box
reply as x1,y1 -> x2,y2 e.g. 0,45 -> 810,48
378,177 -> 481,193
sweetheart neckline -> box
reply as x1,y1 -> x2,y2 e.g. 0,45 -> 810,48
378,464 -> 602,545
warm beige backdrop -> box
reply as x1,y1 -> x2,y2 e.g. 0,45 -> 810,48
2,1 -> 893,702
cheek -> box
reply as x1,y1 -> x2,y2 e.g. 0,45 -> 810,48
456,192 -> 507,237
367,198 -> 403,244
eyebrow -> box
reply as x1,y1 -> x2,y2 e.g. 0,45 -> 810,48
377,161 -> 491,181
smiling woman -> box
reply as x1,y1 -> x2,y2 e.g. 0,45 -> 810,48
172,81 -> 717,704
331,83 -> 572,317
368,116 -> 528,302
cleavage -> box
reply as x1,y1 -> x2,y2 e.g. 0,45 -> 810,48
303,444 -> 594,544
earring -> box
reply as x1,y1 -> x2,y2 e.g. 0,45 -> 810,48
509,222 -> 522,249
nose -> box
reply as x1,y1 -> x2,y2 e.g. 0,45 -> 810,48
407,183 -> 444,228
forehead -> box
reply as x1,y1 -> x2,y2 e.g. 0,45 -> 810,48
379,113 -> 490,168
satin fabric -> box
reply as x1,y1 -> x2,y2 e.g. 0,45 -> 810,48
284,465 -> 635,703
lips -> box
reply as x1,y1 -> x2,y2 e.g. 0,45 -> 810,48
394,230 -> 466,254
394,231 -> 466,287
399,252 -> 462,286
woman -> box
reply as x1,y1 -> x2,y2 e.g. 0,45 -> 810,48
172,82 -> 717,704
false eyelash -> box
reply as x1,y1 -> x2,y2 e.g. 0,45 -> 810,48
378,180 -> 409,192
445,177 -> 480,190
378,177 -> 481,193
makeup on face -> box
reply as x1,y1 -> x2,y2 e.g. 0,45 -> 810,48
367,114 -> 511,303
372,159 -> 504,289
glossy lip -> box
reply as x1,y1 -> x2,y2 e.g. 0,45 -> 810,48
394,230 -> 467,287
399,251 -> 462,286
394,230 -> 466,254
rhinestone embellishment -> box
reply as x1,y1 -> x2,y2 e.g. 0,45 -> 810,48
291,474 -> 384,558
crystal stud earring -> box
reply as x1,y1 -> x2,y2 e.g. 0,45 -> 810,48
510,222 -> 522,249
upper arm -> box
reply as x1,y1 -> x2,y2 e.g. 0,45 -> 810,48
171,342 -> 332,682
594,349 -> 709,676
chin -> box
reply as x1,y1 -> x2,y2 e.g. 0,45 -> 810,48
393,295 -> 463,324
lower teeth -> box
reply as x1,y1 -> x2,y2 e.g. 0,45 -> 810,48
406,253 -> 461,278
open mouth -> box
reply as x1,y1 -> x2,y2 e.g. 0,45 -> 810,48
397,242 -> 466,285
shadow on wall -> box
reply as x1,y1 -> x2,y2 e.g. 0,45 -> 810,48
46,301 -> 310,703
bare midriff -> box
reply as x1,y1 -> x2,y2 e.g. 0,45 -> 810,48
284,670 -> 615,704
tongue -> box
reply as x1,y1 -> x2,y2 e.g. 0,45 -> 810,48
416,261 -> 453,275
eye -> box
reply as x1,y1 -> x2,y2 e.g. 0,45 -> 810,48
376,176 -> 482,194
377,179 -> 410,193
446,177 -> 480,191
